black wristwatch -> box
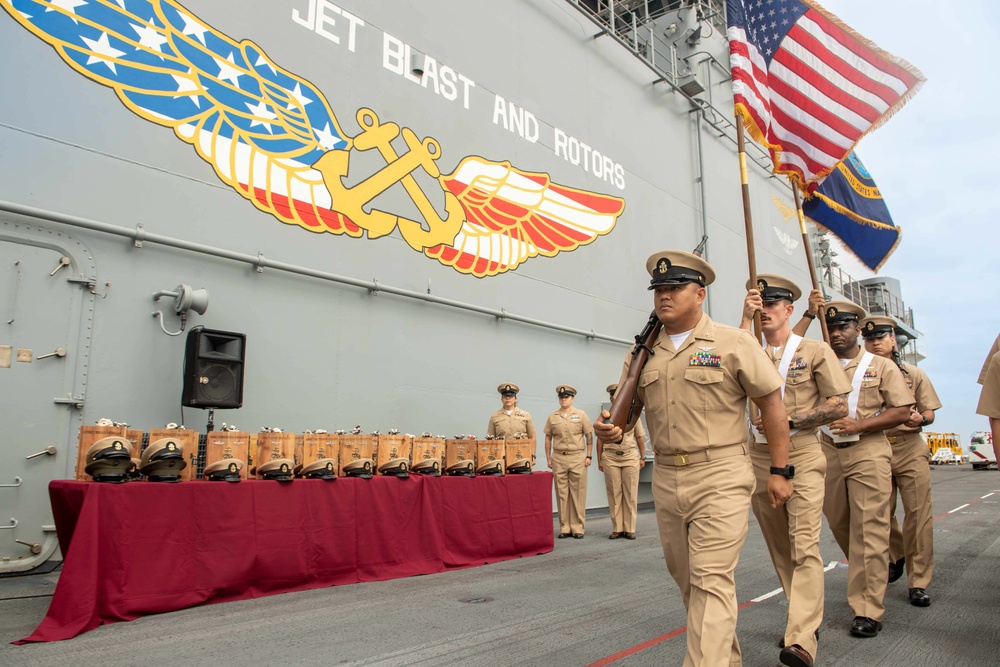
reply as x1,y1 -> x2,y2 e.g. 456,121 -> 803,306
770,465 -> 795,479
803,312 -> 816,320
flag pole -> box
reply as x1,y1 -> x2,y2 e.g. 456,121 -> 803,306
735,112 -> 762,343
791,181 -> 831,344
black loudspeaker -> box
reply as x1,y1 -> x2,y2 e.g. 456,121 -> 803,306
182,328 -> 246,409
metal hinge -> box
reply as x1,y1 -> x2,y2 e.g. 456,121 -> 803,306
53,395 -> 85,409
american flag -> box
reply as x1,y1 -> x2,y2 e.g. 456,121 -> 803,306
726,0 -> 925,186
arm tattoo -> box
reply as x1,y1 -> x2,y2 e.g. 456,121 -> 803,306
791,394 -> 848,430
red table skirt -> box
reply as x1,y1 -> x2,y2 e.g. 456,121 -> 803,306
18,474 -> 553,643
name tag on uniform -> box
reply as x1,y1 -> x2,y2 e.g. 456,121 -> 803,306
688,352 -> 721,367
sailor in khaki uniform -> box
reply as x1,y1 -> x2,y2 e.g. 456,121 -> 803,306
487,383 -> 537,443
595,251 -> 793,667
544,385 -> 593,538
741,275 -> 851,667
598,383 -> 646,540
821,303 -> 914,638
863,316 -> 940,608
976,335 -> 1000,462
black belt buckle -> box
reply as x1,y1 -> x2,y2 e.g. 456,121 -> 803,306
613,450 -> 624,456
834,441 -> 854,449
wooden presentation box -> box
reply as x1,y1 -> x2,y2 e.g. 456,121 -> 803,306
444,438 -> 477,471
505,438 -> 534,471
147,428 -> 200,481
476,440 -> 506,472
254,431 -> 297,479
301,432 -> 341,473
204,431 -> 251,481
376,434 -> 412,473
76,425 -> 128,481
337,433 -> 376,477
411,436 -> 444,471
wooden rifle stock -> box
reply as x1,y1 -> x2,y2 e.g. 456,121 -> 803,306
606,311 -> 662,432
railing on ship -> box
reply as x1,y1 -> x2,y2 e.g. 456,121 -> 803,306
564,0 -> 776,174
818,263 -> 916,329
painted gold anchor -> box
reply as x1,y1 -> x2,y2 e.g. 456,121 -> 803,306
313,108 -> 464,250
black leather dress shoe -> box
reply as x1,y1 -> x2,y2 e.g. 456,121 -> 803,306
778,629 -> 819,648
572,533 -> 584,539
909,587 -> 931,607
888,556 -> 905,583
558,533 -> 571,539
779,644 -> 814,667
850,616 -> 882,638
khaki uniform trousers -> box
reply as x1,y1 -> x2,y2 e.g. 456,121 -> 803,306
887,433 -> 934,588
750,434 -> 826,658
602,449 -> 641,534
821,435 -> 892,621
552,450 -> 587,534
653,448 -> 755,667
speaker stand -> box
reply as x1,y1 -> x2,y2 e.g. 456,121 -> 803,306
206,408 -> 216,433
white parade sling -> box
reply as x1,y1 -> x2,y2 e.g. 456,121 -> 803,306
752,335 -> 802,444
821,350 -> 874,443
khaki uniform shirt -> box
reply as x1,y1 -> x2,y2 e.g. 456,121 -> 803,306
774,337 -> 852,422
621,313 -> 782,454
841,350 -> 914,440
487,408 -> 536,440
544,407 -> 594,452
977,352 -> 1000,419
979,334 -> 1000,384
891,363 -> 941,434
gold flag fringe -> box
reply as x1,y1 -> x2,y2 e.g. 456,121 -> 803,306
806,217 -> 903,273
810,192 -> 896,231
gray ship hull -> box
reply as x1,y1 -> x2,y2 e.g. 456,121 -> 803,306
1,0 -> 816,569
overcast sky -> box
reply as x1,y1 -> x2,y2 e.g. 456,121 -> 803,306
811,0 -> 999,449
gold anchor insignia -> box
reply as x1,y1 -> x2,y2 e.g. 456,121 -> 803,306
757,279 -> 766,291
657,258 -> 669,273
313,108 -> 465,250
867,322 -> 874,331
827,307 -> 837,318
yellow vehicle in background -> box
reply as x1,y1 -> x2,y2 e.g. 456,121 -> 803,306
925,432 -> 963,465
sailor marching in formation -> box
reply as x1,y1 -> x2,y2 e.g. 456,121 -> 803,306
577,249 -> 962,667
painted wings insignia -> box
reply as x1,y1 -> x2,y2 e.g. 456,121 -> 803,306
433,157 -> 624,277
1,0 -> 625,277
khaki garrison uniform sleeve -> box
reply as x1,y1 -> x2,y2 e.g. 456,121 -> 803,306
893,365 -> 942,434
783,338 -> 852,417
977,352 -> 1000,418
979,335 -> 1000,385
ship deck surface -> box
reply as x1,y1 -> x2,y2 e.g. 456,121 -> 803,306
2,465 -> 998,666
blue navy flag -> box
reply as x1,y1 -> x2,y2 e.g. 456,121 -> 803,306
802,152 -> 899,272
